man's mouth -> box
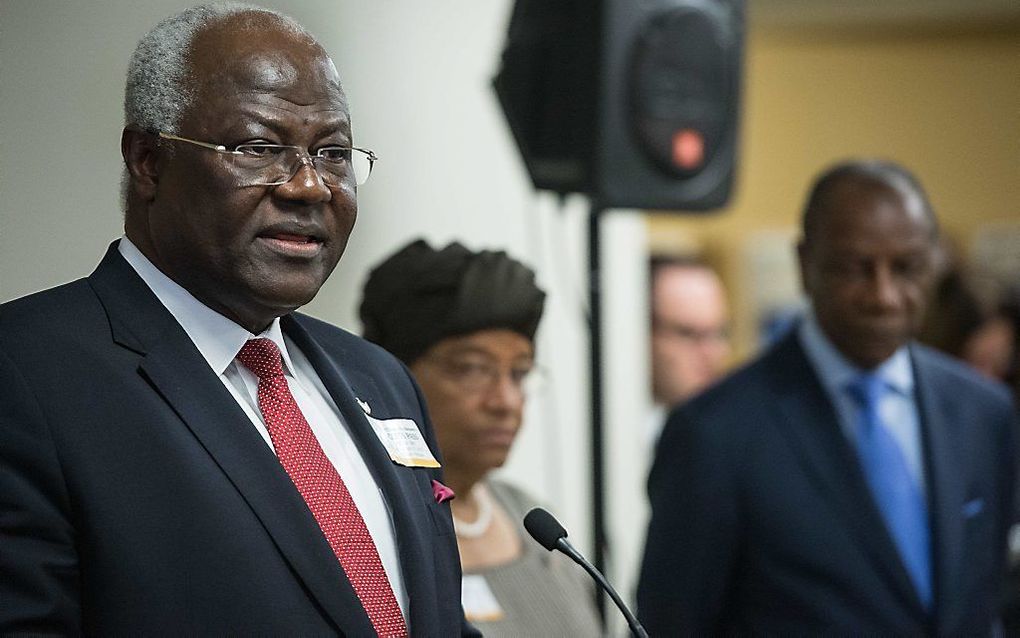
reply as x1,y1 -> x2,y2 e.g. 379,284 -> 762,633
270,232 -> 319,243
258,230 -> 325,257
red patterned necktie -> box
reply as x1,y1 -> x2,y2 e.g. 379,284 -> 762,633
237,338 -> 408,637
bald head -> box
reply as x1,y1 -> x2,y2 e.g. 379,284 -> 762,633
181,12 -> 345,136
188,11 -> 333,89
801,160 -> 938,248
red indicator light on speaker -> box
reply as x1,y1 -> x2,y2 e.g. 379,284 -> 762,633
672,129 -> 705,170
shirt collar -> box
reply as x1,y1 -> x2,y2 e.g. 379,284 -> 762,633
798,308 -> 914,398
118,236 -> 297,376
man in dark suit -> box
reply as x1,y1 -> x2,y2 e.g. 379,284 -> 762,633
637,159 -> 1018,635
0,4 -> 474,635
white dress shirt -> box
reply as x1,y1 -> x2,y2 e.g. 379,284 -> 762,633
118,237 -> 408,621
798,310 -> 926,495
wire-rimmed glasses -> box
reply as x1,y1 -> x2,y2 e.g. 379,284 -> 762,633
424,355 -> 546,396
158,132 -> 377,187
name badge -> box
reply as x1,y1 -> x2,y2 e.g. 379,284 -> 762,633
461,574 -> 505,622
364,414 -> 440,468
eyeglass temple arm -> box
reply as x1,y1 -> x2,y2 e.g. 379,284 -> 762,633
352,147 -> 378,161
157,132 -> 228,152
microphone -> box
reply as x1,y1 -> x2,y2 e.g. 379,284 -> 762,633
523,507 -> 648,638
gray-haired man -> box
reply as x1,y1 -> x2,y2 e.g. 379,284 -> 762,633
0,4 -> 475,635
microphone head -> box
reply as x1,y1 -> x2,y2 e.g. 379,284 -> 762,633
523,507 -> 568,551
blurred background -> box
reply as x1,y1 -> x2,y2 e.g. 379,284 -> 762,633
2,0 -> 1017,627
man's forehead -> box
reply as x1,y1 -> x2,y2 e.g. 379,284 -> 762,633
817,212 -> 935,259
819,179 -> 931,232
182,41 -> 348,131
658,264 -> 719,287
188,15 -> 343,94
222,50 -> 345,99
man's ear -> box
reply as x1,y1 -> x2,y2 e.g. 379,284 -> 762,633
121,128 -> 160,202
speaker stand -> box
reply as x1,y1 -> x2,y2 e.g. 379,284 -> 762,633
587,202 -> 608,622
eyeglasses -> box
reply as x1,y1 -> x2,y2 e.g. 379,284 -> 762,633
158,132 -> 377,187
653,319 -> 729,345
426,356 -> 543,395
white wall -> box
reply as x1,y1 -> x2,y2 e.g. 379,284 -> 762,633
0,0 -> 653,621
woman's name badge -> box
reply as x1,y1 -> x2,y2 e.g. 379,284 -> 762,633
364,413 -> 440,468
462,574 -> 505,622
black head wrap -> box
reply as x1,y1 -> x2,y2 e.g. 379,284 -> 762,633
360,239 -> 546,364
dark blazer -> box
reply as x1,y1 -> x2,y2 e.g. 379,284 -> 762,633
637,331 -> 1018,636
0,244 -> 476,636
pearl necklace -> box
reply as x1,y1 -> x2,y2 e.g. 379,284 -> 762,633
452,484 -> 494,539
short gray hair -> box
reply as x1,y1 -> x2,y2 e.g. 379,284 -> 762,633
123,2 -> 312,134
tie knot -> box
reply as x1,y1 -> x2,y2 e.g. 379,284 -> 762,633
846,373 -> 885,409
237,338 -> 285,380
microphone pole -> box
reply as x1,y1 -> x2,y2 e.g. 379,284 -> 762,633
524,507 -> 648,638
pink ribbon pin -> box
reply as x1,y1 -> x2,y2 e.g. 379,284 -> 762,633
431,479 -> 455,504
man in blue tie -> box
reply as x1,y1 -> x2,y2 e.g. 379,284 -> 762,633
638,159 -> 1018,635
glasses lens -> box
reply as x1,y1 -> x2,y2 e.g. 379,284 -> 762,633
232,145 -> 300,186
232,145 -> 375,187
311,147 -> 375,186
350,149 -> 374,186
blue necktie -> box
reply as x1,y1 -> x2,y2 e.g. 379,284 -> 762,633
847,373 -> 932,610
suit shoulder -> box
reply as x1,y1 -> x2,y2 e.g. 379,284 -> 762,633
289,311 -> 357,343
657,351 -> 777,467
913,343 -> 1014,408
290,312 -> 406,371
0,278 -> 97,339
680,340 -> 786,420
487,479 -> 540,515
660,336 -> 807,460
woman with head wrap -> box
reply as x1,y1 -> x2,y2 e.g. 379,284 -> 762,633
360,239 -> 601,637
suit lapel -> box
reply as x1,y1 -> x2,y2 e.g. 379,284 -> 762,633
88,245 -> 375,635
283,315 -> 440,632
912,346 -> 965,628
767,334 -> 925,615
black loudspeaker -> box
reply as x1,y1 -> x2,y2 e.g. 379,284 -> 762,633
493,0 -> 743,211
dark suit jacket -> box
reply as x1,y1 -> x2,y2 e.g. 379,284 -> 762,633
637,331 -> 1018,636
0,244 -> 476,636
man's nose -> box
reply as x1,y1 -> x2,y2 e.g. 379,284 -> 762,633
273,157 -> 333,204
869,264 -> 902,309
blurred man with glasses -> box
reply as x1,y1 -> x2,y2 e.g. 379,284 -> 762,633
0,4 -> 474,635
647,254 -> 731,447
